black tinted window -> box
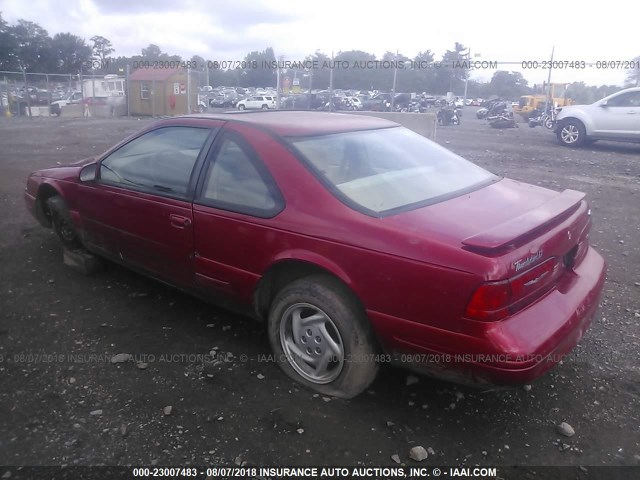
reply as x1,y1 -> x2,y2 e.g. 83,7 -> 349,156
100,127 -> 210,197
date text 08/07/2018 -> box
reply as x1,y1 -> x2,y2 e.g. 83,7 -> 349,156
131,466 -> 499,478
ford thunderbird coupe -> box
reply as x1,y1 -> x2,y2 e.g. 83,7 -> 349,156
25,111 -> 606,398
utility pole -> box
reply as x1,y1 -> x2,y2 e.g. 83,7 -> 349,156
328,52 -> 334,112
545,46 -> 555,113
391,49 -> 398,111
463,48 -> 470,103
276,55 -> 284,109
187,68 -> 191,114
126,64 -> 130,117
307,65 -> 313,110
21,67 -> 31,117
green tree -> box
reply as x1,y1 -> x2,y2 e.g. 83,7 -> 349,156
488,71 -> 529,99
90,35 -> 114,68
9,19 -> 53,71
440,42 -> 469,93
189,55 -> 207,85
625,55 -> 640,87
565,81 -> 594,104
141,44 -> 163,60
334,50 -> 376,90
0,13 -> 19,70
51,33 -> 92,73
304,50 -> 331,90
241,47 -> 276,87
411,50 -> 436,93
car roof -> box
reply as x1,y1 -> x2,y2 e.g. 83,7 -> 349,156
182,111 -> 399,136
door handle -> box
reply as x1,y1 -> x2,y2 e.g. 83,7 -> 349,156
170,214 -> 192,228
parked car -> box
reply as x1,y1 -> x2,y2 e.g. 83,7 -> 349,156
24,112 -> 606,398
554,87 -> 640,147
49,92 -> 83,116
208,94 -> 236,108
236,95 -> 276,110
346,96 -> 364,110
281,94 -> 311,109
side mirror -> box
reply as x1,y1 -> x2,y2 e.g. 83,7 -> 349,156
79,163 -> 97,182
600,100 -> 608,107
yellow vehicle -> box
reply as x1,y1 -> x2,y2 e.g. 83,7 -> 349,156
514,83 -> 574,120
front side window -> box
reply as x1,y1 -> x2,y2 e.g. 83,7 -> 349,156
607,92 -> 640,107
290,127 -> 496,215
100,126 -> 211,198
199,134 -> 283,217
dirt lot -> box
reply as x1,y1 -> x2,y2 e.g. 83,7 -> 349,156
0,112 -> 639,472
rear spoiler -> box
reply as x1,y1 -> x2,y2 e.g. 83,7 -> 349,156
462,189 -> 586,253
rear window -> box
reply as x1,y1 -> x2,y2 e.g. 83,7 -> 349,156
289,127 -> 496,215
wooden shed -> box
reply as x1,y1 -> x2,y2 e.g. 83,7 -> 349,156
128,67 -> 198,116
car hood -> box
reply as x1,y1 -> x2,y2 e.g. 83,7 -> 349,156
34,157 -> 95,180
557,103 -> 597,119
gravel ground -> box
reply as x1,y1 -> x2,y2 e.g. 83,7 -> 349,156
0,111 -> 638,472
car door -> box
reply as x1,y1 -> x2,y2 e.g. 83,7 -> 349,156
192,127 -> 285,301
249,96 -> 263,109
592,91 -> 640,139
78,124 -> 219,287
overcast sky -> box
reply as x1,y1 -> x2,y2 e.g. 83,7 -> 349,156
1,0 -> 636,87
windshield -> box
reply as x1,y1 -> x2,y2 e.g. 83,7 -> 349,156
290,127 -> 496,215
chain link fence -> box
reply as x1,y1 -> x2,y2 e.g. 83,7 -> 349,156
0,68 -> 200,119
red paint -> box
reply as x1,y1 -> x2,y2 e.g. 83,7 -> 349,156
25,112 -> 607,384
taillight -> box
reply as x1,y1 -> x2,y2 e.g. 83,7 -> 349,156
465,281 -> 511,322
465,258 -> 563,322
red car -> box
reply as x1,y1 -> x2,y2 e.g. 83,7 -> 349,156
24,112 -> 606,398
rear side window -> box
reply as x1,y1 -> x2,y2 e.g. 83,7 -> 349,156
290,127 -> 496,215
100,126 -> 210,198
198,134 -> 284,218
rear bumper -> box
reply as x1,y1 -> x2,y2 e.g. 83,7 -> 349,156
368,247 -> 607,385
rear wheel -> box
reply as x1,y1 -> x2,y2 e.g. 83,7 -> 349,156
557,119 -> 586,147
268,275 -> 379,398
46,196 -> 82,249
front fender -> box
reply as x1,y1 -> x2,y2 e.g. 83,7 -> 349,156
556,108 -> 594,134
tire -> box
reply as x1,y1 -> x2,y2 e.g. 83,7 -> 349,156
262,104 -> 268,110
544,118 -> 554,129
197,104 -> 206,113
267,275 -> 379,398
557,119 -> 586,147
46,196 -> 82,249
238,104 -> 245,110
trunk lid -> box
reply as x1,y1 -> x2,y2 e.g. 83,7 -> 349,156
383,178 -> 591,279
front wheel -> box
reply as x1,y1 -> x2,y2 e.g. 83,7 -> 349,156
557,119 -> 586,147
268,275 -> 379,398
238,104 -> 245,111
46,196 -> 82,249
261,104 -> 269,110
